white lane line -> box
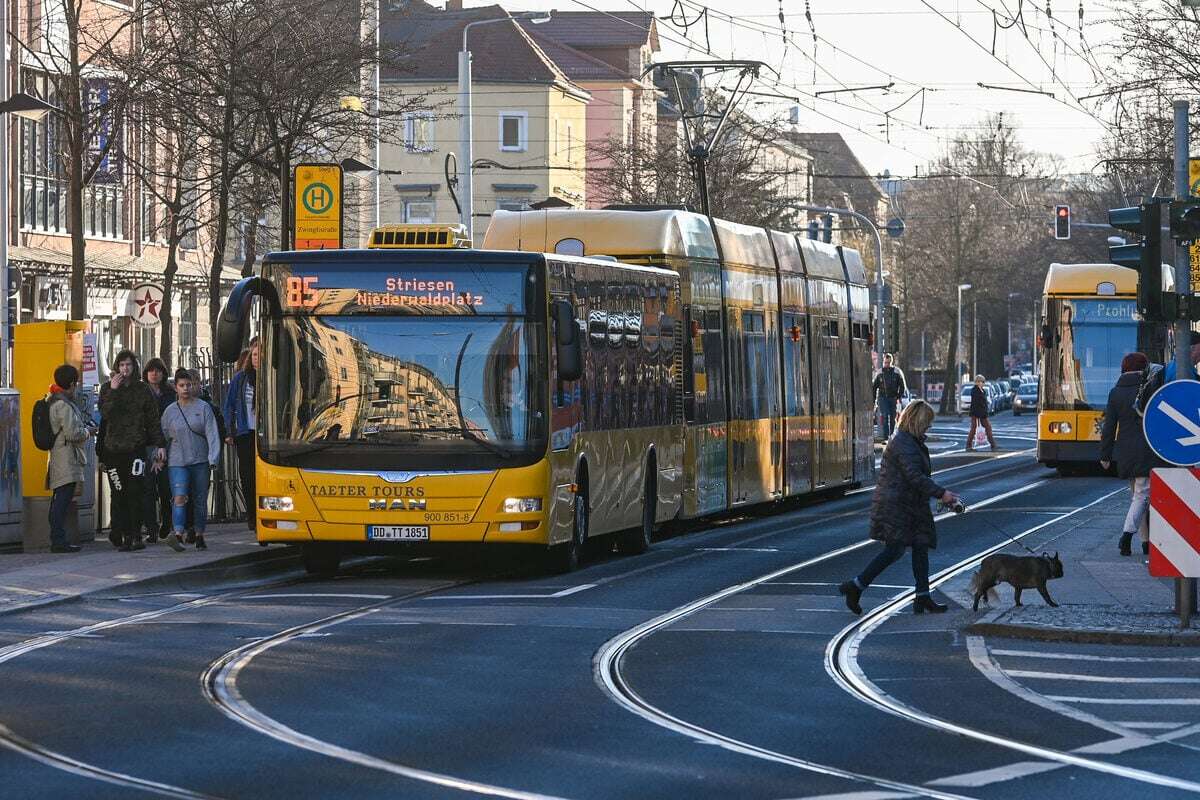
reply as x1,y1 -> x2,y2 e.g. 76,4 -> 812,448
424,583 -> 596,600
991,648 -> 1200,663
1048,697 -> 1200,706
846,447 -> 1036,494
243,593 -> 393,600
592,479 -> 1053,800
1118,722 -> 1191,730
827,487 -> 1200,794
789,793 -> 919,800
764,582 -> 911,589
697,547 -> 780,552
1007,670 -> 1200,684
926,760 -> 1063,787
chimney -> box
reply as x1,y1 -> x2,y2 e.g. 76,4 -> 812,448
446,0 -> 462,10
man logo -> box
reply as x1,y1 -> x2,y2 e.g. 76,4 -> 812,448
368,499 -> 427,510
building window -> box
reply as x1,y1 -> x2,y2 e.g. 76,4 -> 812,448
499,112 -> 527,152
20,72 -> 66,233
496,198 -> 530,212
404,200 -> 435,223
403,113 -> 433,152
179,287 -> 197,354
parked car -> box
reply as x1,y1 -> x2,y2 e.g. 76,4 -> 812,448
1012,382 -> 1039,416
959,385 -> 973,414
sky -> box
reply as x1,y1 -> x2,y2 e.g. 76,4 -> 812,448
496,0 -> 1124,178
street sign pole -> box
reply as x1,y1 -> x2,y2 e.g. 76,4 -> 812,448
1173,100 -> 1196,627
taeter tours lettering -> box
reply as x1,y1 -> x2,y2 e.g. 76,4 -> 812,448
309,484 -> 426,497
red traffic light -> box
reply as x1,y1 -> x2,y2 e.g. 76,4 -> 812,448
1054,204 -> 1071,239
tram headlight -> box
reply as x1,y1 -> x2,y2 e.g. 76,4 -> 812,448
1049,422 -> 1072,434
260,496 -> 294,512
503,497 -> 542,513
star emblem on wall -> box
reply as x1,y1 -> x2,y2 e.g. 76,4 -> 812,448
135,289 -> 161,321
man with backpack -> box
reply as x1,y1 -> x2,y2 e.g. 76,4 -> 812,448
872,353 -> 908,438
98,350 -> 166,551
34,364 -> 93,553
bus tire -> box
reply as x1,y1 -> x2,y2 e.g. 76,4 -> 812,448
619,470 -> 655,556
548,490 -> 587,574
302,543 -> 342,577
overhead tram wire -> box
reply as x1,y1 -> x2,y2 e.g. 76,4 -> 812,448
988,0 -> 1105,93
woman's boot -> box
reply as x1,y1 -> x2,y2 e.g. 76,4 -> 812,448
838,581 -> 863,615
913,595 -> 947,614
1118,532 -> 1133,556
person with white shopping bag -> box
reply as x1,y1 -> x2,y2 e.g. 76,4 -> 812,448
965,375 -> 997,452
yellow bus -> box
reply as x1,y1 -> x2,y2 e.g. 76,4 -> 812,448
1037,262 -> 1169,474
218,209 -> 874,575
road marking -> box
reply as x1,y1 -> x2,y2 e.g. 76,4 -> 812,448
696,547 -> 780,552
243,593 -> 392,600
763,582 -> 911,589
847,448 -> 1036,494
926,760 -> 1062,787
1118,722 -> 1191,730
1048,696 -> 1200,706
991,648 -> 1200,663
1007,670 -> 1200,684
424,583 -> 595,600
789,793 -> 919,800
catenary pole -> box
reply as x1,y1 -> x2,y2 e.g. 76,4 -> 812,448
1173,100 -> 1196,628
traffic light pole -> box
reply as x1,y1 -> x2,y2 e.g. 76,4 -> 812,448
1172,99 -> 1196,629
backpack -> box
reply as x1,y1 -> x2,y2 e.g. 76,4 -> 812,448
32,398 -> 56,451
1134,363 -> 1165,417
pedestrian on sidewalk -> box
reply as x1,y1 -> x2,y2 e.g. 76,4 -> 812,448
98,350 -> 166,552
965,375 -> 997,451
163,369 -> 221,551
141,358 -> 175,544
839,400 -> 963,615
1100,352 -> 1164,557
223,339 -> 258,531
1163,331 -> 1200,381
183,369 -> 226,542
872,353 -> 907,439
44,364 -> 92,553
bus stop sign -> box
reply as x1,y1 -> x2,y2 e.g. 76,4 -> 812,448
294,163 -> 343,250
1143,379 -> 1200,466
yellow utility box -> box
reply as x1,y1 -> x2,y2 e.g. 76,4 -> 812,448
12,321 -> 95,550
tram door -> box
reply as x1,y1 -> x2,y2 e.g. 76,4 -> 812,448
782,312 -> 814,495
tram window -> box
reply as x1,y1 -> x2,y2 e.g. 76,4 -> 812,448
742,310 -> 768,419
826,320 -> 839,338
588,310 -> 607,347
703,310 -> 725,420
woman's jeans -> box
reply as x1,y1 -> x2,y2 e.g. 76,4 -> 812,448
1124,477 -> 1151,541
857,540 -> 931,595
235,434 -> 256,529
48,482 -> 75,547
169,463 -> 211,534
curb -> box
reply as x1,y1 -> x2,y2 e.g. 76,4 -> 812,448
0,545 -> 304,617
965,620 -> 1200,647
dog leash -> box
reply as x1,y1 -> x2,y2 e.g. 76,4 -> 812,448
937,500 -> 1043,556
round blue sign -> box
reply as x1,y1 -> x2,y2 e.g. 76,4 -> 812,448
1142,379 -> 1200,466
886,217 -> 906,238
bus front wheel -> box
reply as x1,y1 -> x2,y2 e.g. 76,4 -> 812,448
302,543 -> 343,577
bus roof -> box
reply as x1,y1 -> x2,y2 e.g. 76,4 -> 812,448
1043,262 -> 1174,296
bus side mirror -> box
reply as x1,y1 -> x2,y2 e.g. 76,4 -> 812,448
217,276 -> 281,363
553,299 -> 583,381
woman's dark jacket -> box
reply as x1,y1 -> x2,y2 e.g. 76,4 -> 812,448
869,429 -> 947,548
1100,371 -> 1163,479
147,383 -> 176,416
969,385 -> 989,418
98,377 -> 164,457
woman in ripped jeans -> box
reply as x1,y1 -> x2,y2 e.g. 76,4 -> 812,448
161,369 -> 221,551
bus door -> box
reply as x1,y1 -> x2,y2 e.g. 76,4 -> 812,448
782,311 -> 814,495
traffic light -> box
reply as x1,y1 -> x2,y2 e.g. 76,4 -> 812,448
1109,200 -> 1165,320
1170,200 -> 1200,243
885,305 -> 901,352
1054,205 -> 1071,239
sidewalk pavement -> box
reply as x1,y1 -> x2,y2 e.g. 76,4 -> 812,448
940,487 -> 1200,646
0,523 -> 300,617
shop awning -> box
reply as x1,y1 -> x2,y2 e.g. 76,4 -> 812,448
8,245 -> 244,288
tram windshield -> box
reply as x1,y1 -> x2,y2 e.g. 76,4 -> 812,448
1042,297 -> 1136,411
258,259 -> 546,470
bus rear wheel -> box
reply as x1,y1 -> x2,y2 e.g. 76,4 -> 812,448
548,491 -> 587,574
302,543 -> 343,577
618,471 -> 655,556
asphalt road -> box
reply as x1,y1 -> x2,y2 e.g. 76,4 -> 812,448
1,415 -> 1195,799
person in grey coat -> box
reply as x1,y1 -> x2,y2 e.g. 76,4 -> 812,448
839,400 -> 962,615
45,364 -> 92,553
161,369 -> 221,552
1100,351 -> 1163,557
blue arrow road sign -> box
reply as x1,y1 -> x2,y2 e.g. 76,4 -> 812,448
1143,379 -> 1200,466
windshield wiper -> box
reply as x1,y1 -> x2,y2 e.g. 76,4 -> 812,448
451,333 -> 512,460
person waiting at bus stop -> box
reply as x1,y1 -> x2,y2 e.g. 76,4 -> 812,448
1100,352 -> 1165,557
872,353 -> 907,438
141,358 -> 176,544
1163,331 -> 1200,381
839,400 -> 962,615
44,364 -> 92,553
223,339 -> 258,530
966,375 -> 997,451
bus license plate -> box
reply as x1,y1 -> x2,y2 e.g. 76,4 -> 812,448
366,525 -> 429,541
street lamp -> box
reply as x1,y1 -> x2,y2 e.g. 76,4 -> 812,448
957,283 -> 972,396
459,11 -> 551,242
0,90 -> 59,386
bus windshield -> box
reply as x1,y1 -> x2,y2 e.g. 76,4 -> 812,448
1042,297 -> 1136,411
260,258 -> 546,470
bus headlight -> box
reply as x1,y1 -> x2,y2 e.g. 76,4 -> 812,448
1049,422 -> 1072,434
503,497 -> 542,513
260,496 -> 294,512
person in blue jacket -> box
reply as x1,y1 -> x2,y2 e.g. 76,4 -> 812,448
222,338 -> 258,531
1163,331 -> 1200,381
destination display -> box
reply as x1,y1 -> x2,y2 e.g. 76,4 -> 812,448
268,261 -> 530,315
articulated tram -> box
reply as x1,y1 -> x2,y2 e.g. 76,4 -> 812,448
218,209 -> 875,575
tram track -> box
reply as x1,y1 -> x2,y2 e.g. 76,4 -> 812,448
592,478 -> 1050,800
